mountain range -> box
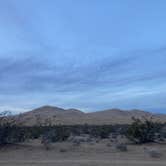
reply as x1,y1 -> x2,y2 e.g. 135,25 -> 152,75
13,105 -> 166,126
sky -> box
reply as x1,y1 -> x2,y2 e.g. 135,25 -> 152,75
0,0 -> 166,113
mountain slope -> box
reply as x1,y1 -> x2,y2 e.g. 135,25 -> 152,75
16,106 -> 86,126
14,105 -> 166,126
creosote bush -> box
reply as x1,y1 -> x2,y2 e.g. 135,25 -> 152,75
115,143 -> 128,152
0,111 -> 28,145
126,117 -> 162,144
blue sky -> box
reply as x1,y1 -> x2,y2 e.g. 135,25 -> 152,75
0,0 -> 166,113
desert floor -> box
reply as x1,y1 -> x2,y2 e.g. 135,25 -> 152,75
0,140 -> 166,166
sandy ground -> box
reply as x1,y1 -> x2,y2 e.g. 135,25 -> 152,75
0,140 -> 166,166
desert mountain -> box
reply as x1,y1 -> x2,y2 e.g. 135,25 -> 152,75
15,105 -> 166,126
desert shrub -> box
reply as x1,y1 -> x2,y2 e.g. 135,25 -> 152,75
41,133 -> 51,150
40,127 -> 70,143
159,125 -> 166,139
88,125 -> 112,139
68,135 -> 91,144
28,126 -> 43,139
55,127 -> 70,142
0,111 -> 28,145
144,147 -> 162,158
59,148 -> 67,152
50,127 -> 70,142
126,117 -> 162,144
0,126 -> 24,145
106,143 -> 111,147
115,143 -> 128,152
73,140 -> 81,146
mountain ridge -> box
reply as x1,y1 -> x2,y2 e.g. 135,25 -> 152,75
14,105 -> 166,126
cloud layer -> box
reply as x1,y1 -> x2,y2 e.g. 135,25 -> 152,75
0,0 -> 166,113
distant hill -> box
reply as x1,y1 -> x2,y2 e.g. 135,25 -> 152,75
14,105 -> 166,126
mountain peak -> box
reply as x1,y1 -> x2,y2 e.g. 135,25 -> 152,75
37,105 -> 64,110
66,108 -> 85,115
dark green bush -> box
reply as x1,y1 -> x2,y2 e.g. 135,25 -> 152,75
43,127 -> 70,142
126,117 -> 162,144
88,125 -> 112,139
